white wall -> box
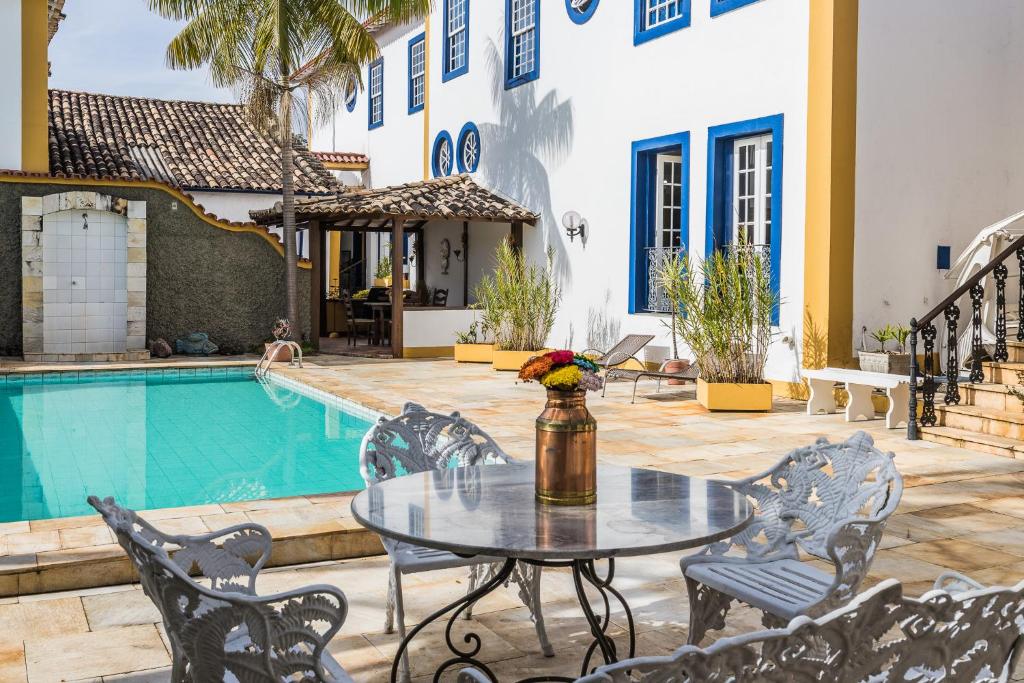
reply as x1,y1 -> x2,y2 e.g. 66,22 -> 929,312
854,1 -> 1024,350
315,0 -> 810,377
0,0 -> 22,170
188,191 -> 282,223
189,190 -> 312,258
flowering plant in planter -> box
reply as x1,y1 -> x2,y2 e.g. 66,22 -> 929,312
272,318 -> 293,341
518,350 -> 604,392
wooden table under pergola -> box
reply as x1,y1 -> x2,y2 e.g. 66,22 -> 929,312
251,174 -> 539,358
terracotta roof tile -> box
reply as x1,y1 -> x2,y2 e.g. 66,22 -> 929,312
48,89 -> 339,194
251,174 -> 538,224
48,0 -> 66,42
312,151 -> 369,166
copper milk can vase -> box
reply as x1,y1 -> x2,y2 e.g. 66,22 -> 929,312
535,389 -> 597,505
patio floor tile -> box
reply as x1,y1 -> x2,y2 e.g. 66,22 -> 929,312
890,538 -> 1024,573
24,624 -> 168,683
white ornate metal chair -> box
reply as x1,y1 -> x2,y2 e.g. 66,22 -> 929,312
88,496 -> 351,682
360,403 -> 553,678
680,430 -> 903,645
459,572 -> 1024,682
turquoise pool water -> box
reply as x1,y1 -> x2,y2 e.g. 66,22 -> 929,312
0,369 -> 375,522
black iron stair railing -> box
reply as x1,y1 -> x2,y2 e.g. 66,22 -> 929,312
908,237 -> 1021,439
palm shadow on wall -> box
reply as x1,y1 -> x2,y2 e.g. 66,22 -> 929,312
477,40 -> 574,283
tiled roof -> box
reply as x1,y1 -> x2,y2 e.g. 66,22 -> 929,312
48,0 -> 66,42
48,89 -> 339,194
251,174 -> 539,225
312,151 -> 369,166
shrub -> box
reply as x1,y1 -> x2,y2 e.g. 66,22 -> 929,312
668,247 -> 777,384
473,239 -> 560,352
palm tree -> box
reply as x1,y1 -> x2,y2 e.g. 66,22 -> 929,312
149,0 -> 432,334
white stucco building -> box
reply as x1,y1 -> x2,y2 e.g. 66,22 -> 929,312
309,0 -> 1024,393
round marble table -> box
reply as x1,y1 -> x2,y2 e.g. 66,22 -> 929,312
351,463 -> 753,682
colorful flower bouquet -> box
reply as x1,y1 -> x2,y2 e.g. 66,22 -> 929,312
518,350 -> 604,392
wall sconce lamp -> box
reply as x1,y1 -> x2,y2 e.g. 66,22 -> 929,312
561,210 -> 586,243
453,248 -> 466,263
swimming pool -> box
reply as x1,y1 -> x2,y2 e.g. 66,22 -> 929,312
0,368 -> 378,522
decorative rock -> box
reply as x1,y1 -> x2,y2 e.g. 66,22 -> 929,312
149,338 -> 172,358
175,332 -> 218,356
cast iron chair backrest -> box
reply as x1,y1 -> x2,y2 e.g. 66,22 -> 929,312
88,496 -> 348,682
584,576 -> 1024,681
717,431 -> 903,562
359,402 -> 512,486
463,576 -> 1024,682
433,288 -> 449,306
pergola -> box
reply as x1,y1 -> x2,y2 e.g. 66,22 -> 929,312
251,174 -> 538,357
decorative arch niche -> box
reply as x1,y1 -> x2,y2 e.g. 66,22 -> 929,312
21,191 -> 149,361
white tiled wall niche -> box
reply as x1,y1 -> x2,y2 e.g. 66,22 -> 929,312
42,209 -> 128,355
21,192 -> 149,362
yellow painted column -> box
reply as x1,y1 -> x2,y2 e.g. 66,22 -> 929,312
422,13 -> 431,180
21,0 -> 48,173
329,231 -> 341,291
803,0 -> 858,369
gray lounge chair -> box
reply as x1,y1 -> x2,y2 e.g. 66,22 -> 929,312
583,334 -> 655,369
602,359 -> 699,402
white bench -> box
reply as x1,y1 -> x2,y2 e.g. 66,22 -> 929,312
802,367 -> 912,429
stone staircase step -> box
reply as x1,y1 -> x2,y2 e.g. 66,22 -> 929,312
960,382 -> 1024,412
936,404 -> 1024,440
920,425 -> 1024,458
982,361 -> 1024,385
1008,341 -> 1024,363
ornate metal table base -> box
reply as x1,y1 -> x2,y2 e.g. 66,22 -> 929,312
391,557 -> 635,683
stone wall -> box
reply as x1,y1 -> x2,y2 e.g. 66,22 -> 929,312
0,181 -> 310,357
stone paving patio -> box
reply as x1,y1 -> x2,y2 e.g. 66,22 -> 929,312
3,357 -> 1024,681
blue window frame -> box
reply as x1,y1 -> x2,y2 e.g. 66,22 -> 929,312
629,131 -> 690,314
705,114 -> 784,323
505,0 -> 540,89
442,0 -> 469,82
456,122 -> 481,173
432,130 -> 454,177
408,33 -> 426,114
710,0 -> 761,17
634,0 -> 690,45
367,58 -> 384,130
566,0 -> 599,24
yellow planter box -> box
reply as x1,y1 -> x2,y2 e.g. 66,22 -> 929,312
697,379 -> 773,412
492,349 -> 546,371
454,343 -> 494,363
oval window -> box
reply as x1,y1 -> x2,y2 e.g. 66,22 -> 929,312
566,0 -> 599,24
432,131 -> 454,177
457,122 -> 481,173
344,76 -> 358,112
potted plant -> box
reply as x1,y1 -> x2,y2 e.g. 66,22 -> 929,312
373,256 -> 392,286
474,238 -> 561,371
668,247 -> 776,411
264,318 -> 293,363
858,324 -> 912,375
454,320 -> 494,363
519,351 -> 604,505
656,251 -> 692,384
